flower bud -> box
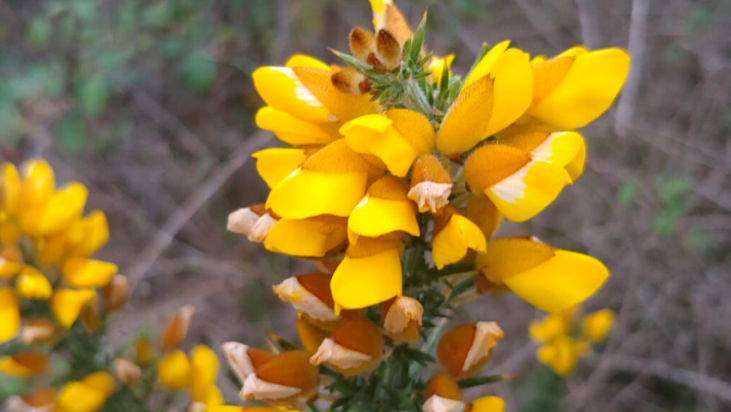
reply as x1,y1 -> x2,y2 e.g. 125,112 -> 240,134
310,318 -> 383,376
228,204 -> 278,243
5,388 -> 57,412
349,27 -> 376,62
136,336 -> 157,364
15,266 -> 52,299
272,273 -> 340,329
408,154 -> 452,214
331,67 -> 370,96
437,322 -> 504,378
241,350 -> 319,404
0,245 -> 24,278
0,352 -> 49,377
375,29 -> 401,71
423,373 -> 466,412
112,358 -> 141,386
19,319 -> 59,345
382,295 -> 423,344
222,342 -> 276,383
80,304 -> 102,334
101,275 -> 128,312
161,305 -> 195,351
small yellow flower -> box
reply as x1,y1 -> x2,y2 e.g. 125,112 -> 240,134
55,372 -> 115,412
49,288 -> 97,329
429,54 -> 455,85
581,309 -> 615,343
536,335 -> 580,376
158,350 -> 192,390
432,206 -> 487,269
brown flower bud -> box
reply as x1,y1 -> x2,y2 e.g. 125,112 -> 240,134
331,67 -> 370,96
408,154 -> 453,214
349,27 -> 376,62
376,29 -> 402,71
136,336 -> 157,364
222,341 -> 276,383
437,322 -> 504,378
80,304 -> 102,334
101,275 -> 128,312
112,358 -> 141,386
241,350 -> 319,404
6,388 -> 57,412
0,352 -> 49,377
423,373 -> 466,412
227,204 -> 276,243
273,273 -> 341,330
19,319 -> 59,345
161,305 -> 195,351
382,295 -> 423,344
310,318 -> 383,376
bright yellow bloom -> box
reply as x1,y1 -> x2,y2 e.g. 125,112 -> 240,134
252,148 -> 309,189
158,350 -> 192,390
61,258 -> 118,288
331,235 -> 403,310
429,54 -> 455,85
50,288 -> 97,328
536,335 -> 581,376
477,237 -> 609,312
529,308 -> 577,342
0,352 -> 49,377
190,345 -> 221,404
15,265 -> 52,299
470,396 -> 505,412
341,108 -> 435,177
265,216 -> 347,258
255,106 -> 339,147
432,206 -> 487,269
55,372 -> 115,412
581,309 -> 615,343
348,175 -> 419,243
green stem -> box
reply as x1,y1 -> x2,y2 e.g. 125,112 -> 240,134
404,78 -> 432,119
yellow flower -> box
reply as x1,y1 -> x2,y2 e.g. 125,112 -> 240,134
347,175 -> 419,243
529,308 -> 577,343
55,371 -> 115,412
438,41 -> 532,154
331,235 -> 403,310
340,108 -> 435,178
265,215 -> 347,258
61,258 -> 118,288
266,139 -> 386,219
432,206 -> 487,269
158,350 -> 192,390
0,352 -> 49,377
524,47 -> 630,130
255,106 -> 339,147
536,335 -> 581,376
190,345 -> 221,405
470,396 -> 505,412
252,148 -> 309,189
429,54 -> 455,85
498,131 -> 587,181
581,309 -> 615,343
49,288 -> 97,329
477,237 -> 609,312
15,265 -> 52,299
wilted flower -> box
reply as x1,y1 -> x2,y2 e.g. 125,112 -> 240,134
310,318 -> 384,376
241,350 -> 320,404
437,322 -> 504,378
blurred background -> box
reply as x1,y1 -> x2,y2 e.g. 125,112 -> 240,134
1,0 -> 730,411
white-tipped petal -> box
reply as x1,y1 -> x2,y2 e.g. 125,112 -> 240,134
249,213 -> 277,243
222,342 -> 255,383
462,322 -> 504,372
309,338 -> 372,370
227,208 -> 260,236
272,277 -> 339,322
423,395 -> 467,412
384,296 -> 423,336
241,373 -> 301,401
407,182 -> 453,213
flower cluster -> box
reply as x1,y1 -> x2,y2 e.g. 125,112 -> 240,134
529,307 -> 616,376
224,0 -> 629,410
0,159 -> 126,412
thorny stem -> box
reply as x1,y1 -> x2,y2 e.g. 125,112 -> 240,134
404,78 -> 433,119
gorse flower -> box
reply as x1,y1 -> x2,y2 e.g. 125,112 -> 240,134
221,0 -> 629,410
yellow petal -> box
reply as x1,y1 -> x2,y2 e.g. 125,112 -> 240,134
565,135 -> 586,181
530,56 -> 576,105
331,247 -> 402,310
370,0 -> 412,45
470,396 -> 505,412
16,266 -> 52,299
537,336 -> 579,376
50,288 -> 96,328
463,40 -> 511,89
348,195 -> 419,241
62,258 -> 118,288
486,160 -> 571,222
265,217 -> 347,258
297,312 -> 331,355
266,169 -> 368,219
464,194 -> 502,241
432,214 -> 486,270
253,67 -> 333,123
0,288 -> 20,344
341,109 -> 434,177
1,163 -> 21,216
558,45 -> 589,58
56,372 -> 114,412
0,246 -> 24,278
293,67 -> 376,122
158,350 -> 192,390
205,385 -> 225,408
484,48 -> 533,137
0,352 -> 49,377
253,148 -> 308,189
437,75 -> 494,154
477,237 -> 556,284
190,345 -> 219,402
529,312 -> 571,343
21,183 -> 88,237
19,159 -> 55,212
581,309 -> 615,343
430,54 -> 455,84
528,48 -> 630,129
285,54 -> 331,71
67,211 -> 110,257
255,106 -> 338,146
503,250 -> 609,312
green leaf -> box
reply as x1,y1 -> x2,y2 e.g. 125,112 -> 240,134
79,76 -> 109,116
458,374 -> 516,389
330,49 -> 374,73
26,18 -> 52,49
177,52 -> 216,93
616,176 -> 642,207
409,11 -> 428,64
655,176 -> 692,206
653,210 -> 679,237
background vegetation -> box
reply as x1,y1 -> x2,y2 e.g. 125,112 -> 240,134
1,0 -> 730,411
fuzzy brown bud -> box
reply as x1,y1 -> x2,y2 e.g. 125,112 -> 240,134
349,27 -> 376,62
376,29 -> 402,71
102,275 -> 128,312
112,358 -> 142,386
